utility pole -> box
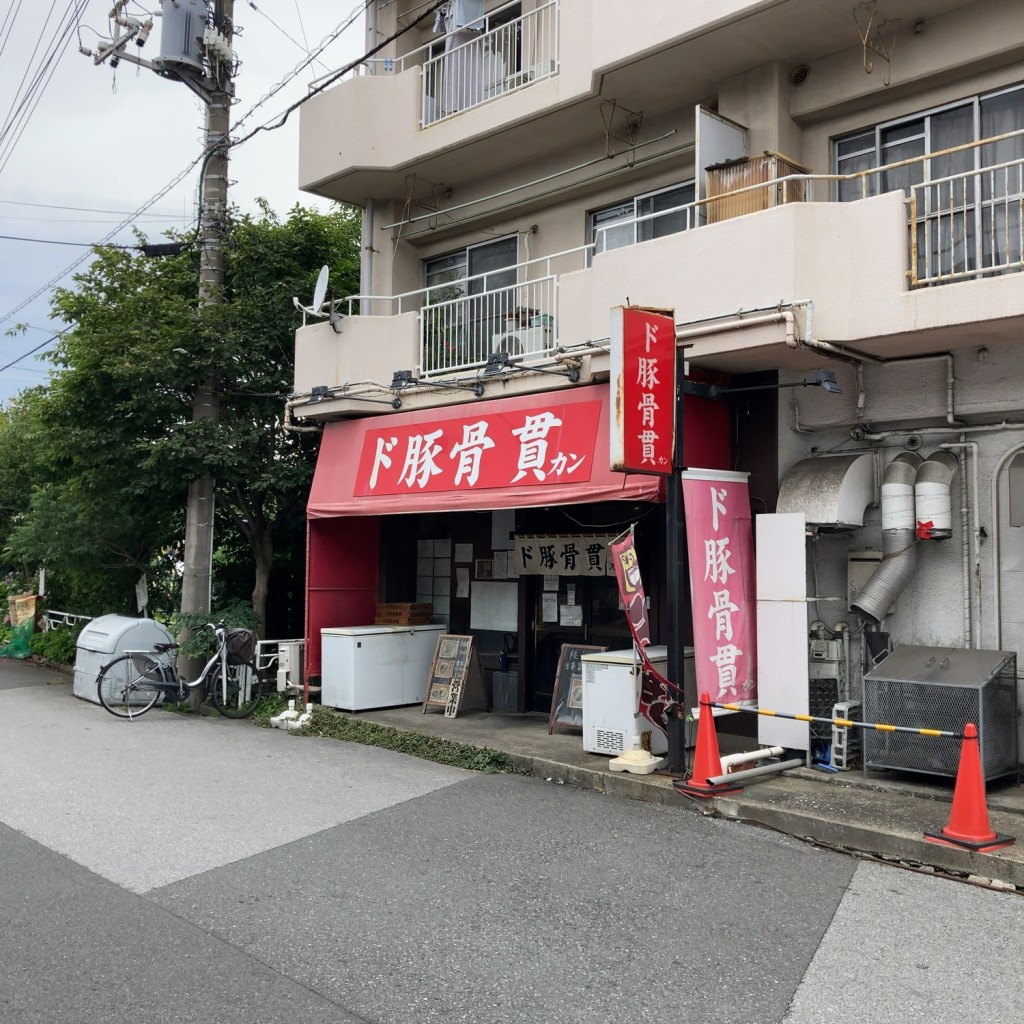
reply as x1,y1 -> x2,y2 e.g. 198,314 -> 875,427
83,2 -> 235,680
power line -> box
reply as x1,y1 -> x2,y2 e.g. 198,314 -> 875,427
0,233 -> 137,247
231,0 -> 445,147
0,1 -> 442,368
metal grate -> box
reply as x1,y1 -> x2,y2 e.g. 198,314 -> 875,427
595,729 -> 624,754
809,677 -> 841,745
863,646 -> 1017,781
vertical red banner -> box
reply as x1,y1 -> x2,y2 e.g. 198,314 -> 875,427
681,469 -> 758,704
609,528 -> 673,736
610,306 -> 676,475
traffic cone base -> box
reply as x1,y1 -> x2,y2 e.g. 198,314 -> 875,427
672,691 -> 742,801
924,828 -> 1015,853
672,777 -> 743,799
924,722 -> 1015,854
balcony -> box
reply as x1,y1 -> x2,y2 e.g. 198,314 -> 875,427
293,133 -> 1024,418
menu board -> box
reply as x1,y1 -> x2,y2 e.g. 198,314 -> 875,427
423,634 -> 487,718
548,644 -> 606,734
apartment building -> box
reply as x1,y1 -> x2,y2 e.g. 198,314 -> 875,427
291,0 -> 1024,773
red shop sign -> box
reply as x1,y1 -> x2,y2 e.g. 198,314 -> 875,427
609,305 -> 676,475
353,400 -> 602,496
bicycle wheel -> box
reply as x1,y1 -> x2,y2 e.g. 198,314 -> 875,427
211,658 -> 263,718
96,654 -> 162,720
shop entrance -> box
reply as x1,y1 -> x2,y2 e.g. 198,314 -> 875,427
526,574 -> 632,713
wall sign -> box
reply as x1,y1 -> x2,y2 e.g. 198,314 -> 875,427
513,534 -> 616,577
354,400 -> 602,497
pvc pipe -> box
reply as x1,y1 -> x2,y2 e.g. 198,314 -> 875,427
719,746 -> 784,771
705,758 -> 804,786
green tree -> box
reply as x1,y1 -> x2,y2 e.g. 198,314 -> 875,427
0,203 -> 360,633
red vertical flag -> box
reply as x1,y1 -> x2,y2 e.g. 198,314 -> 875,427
609,528 -> 675,736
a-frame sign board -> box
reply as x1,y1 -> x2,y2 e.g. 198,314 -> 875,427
423,634 -> 488,718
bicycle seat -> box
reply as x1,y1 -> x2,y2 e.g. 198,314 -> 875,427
153,642 -> 179,653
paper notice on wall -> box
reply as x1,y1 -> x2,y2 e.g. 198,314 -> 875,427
542,593 -> 558,623
543,574 -> 559,591
456,568 -> 470,598
493,551 -> 508,579
454,543 -> 473,563
560,604 -> 583,627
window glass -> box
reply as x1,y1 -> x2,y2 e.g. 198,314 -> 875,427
637,183 -> 695,241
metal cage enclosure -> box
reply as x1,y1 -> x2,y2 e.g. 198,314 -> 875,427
862,645 -> 1018,782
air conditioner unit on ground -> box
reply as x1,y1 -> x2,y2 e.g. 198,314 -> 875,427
491,326 -> 551,357
276,640 -> 305,693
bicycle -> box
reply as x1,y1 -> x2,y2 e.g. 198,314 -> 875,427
96,621 -> 263,720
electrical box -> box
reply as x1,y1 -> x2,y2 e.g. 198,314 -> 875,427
276,640 -> 305,693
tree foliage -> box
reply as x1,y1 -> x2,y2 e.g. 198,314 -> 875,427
0,202 -> 360,633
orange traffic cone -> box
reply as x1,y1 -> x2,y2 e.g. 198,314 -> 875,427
673,692 -> 742,799
925,723 -> 1015,853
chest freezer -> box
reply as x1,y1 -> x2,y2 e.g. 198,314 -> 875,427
582,646 -> 688,757
320,624 -> 445,711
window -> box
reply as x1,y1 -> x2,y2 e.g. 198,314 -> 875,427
589,181 -> 696,259
422,237 -> 519,371
834,84 -> 1024,277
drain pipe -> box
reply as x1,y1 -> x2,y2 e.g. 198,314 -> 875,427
942,439 -> 981,647
851,451 -> 923,624
706,757 -> 805,786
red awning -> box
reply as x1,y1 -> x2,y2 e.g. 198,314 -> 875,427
307,385 -> 663,517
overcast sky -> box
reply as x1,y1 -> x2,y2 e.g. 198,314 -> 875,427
0,1 -> 367,406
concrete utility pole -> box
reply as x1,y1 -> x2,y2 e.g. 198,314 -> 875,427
83,1 -> 234,683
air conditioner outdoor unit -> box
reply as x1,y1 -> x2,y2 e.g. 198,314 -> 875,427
491,326 -> 551,357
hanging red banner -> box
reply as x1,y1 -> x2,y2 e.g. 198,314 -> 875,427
609,528 -> 675,736
681,469 -> 757,703
609,305 -> 676,476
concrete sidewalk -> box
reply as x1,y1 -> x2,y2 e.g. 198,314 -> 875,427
343,702 -> 1024,891
7,655 -> 1021,891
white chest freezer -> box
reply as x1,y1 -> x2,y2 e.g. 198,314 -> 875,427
582,646 -> 692,757
320,625 -> 445,711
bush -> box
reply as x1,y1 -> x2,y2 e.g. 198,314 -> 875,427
170,601 -> 260,660
29,623 -> 82,665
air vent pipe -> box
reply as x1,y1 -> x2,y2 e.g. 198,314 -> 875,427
915,449 -> 958,540
851,452 -> 923,624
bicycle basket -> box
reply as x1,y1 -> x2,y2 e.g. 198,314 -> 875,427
225,628 -> 256,665
128,652 -> 170,683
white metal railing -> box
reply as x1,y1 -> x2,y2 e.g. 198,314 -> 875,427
42,610 -> 92,632
306,2 -> 559,129
314,130 -> 1024,378
422,1 -> 558,127
909,156 -> 1024,286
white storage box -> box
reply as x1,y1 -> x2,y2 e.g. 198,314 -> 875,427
73,615 -> 174,704
582,646 -> 673,757
321,625 -> 445,711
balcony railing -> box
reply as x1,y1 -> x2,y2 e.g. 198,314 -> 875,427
315,130 -> 1024,378
422,1 -> 558,126
308,2 -> 560,129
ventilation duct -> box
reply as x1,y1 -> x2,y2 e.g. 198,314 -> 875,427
776,453 -> 874,529
851,452 -> 923,624
915,449 -> 958,541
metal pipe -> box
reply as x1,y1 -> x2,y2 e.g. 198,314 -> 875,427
719,746 -> 785,770
851,452 -> 923,624
383,131 -> 685,231
990,441 -> 1024,649
706,758 -> 804,786
942,439 -> 982,648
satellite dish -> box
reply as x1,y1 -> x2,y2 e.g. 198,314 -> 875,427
292,265 -> 332,320
312,265 -> 329,313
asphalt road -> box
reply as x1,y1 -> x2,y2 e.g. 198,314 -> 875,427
1,660 -> 1022,1024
